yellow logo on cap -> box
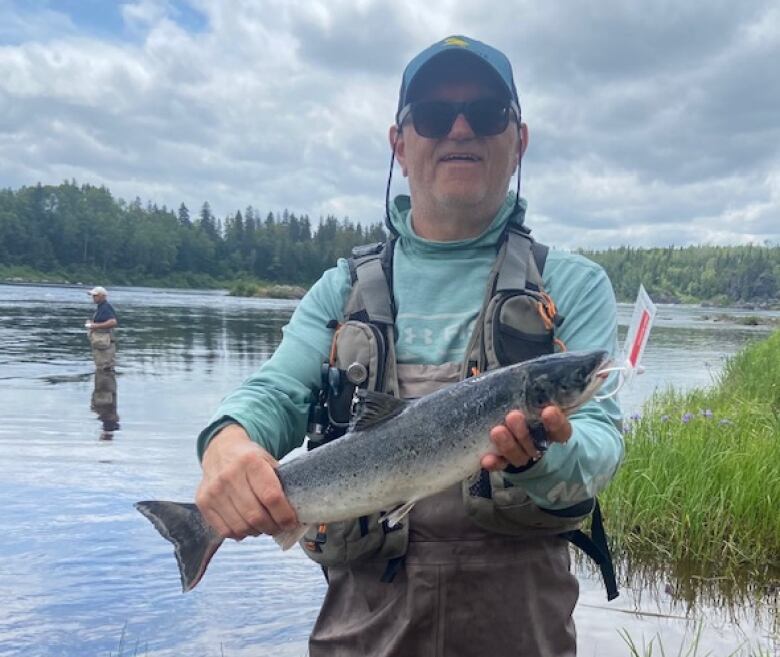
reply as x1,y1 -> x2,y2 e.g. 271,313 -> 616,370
443,37 -> 469,48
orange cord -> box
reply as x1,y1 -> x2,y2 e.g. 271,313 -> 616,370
328,323 -> 343,365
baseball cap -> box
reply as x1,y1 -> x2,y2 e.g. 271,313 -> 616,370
88,286 -> 108,297
396,35 -> 519,123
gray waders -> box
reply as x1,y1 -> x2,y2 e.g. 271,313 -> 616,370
305,224 -> 615,655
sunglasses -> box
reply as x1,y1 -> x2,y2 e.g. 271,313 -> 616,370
397,98 -> 520,139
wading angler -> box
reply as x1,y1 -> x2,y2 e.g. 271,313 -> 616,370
139,34 -> 624,657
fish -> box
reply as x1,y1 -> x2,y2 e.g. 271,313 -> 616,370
135,349 -> 610,592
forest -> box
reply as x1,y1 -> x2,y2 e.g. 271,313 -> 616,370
1,181 -> 777,306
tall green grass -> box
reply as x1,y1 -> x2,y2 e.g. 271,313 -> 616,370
601,330 -> 780,601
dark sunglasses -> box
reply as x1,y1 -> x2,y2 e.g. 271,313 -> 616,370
397,98 -> 520,139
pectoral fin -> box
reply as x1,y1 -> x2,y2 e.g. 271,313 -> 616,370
380,500 -> 417,528
350,391 -> 409,432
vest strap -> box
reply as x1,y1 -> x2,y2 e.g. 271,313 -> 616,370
561,500 -> 619,601
354,254 -> 394,324
496,228 -> 532,292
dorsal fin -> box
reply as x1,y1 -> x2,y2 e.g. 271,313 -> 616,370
350,390 -> 408,432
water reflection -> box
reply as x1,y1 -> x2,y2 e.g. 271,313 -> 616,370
91,369 -> 120,440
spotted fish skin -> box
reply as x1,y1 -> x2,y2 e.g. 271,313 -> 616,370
136,349 -> 610,591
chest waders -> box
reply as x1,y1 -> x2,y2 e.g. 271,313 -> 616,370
303,224 -> 618,611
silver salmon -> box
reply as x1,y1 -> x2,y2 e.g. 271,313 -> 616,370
136,349 -> 610,591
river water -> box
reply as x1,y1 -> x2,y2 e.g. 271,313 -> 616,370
0,283 -> 777,657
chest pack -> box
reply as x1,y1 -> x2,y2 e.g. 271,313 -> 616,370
303,224 -> 618,600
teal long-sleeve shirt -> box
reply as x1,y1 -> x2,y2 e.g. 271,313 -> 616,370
197,194 -> 624,511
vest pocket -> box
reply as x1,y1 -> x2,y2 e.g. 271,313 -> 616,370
325,321 -> 386,428
89,332 -> 112,350
483,292 -> 555,369
462,472 -> 589,537
300,513 -> 409,566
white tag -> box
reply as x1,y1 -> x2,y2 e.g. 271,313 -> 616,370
621,284 -> 657,378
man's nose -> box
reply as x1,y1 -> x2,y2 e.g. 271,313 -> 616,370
448,112 -> 475,139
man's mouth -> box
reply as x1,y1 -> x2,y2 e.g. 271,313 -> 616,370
439,153 -> 482,163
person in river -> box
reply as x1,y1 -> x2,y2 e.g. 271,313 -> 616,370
194,35 -> 624,657
86,286 -> 118,371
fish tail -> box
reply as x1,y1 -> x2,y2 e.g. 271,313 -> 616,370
135,500 -> 223,593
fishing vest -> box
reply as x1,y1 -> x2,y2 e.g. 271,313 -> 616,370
302,223 -> 618,600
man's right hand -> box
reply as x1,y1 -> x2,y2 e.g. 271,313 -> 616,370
195,424 -> 299,540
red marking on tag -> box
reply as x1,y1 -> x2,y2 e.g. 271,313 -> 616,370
629,310 -> 650,367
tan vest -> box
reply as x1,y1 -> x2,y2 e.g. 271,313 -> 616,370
300,228 -> 591,566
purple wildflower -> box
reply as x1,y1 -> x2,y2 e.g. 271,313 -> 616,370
660,415 -> 670,422
682,413 -> 694,424
630,412 -> 642,421
700,409 -> 713,418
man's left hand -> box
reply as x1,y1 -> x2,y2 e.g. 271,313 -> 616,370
481,406 -> 572,471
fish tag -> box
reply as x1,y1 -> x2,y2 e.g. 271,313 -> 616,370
621,284 -> 657,382
350,390 -> 409,432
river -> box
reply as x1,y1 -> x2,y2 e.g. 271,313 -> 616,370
0,284 -> 777,657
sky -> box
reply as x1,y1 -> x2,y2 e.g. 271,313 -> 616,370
0,0 -> 778,249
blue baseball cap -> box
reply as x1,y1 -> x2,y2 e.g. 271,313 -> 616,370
396,35 -> 520,124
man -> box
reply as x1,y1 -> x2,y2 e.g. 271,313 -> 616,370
86,286 -> 118,371
195,35 -> 623,656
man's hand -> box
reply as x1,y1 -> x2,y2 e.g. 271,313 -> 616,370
481,406 -> 572,471
195,424 -> 299,540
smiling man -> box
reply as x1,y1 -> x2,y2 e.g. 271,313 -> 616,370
195,35 -> 623,656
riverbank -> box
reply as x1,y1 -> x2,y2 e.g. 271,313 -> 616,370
0,265 -> 310,299
3,264 -> 779,307
601,329 -> 780,606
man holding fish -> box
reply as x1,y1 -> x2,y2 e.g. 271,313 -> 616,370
176,35 -> 623,656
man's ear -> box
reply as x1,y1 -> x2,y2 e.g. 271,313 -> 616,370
518,122 -> 529,160
389,124 -> 408,177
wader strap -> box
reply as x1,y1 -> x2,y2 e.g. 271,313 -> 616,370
353,245 -> 394,324
380,555 -> 406,583
495,228 -> 532,293
561,500 -> 619,601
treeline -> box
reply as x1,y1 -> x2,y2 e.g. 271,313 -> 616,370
0,181 -> 386,285
1,182 -> 778,305
580,245 -> 779,305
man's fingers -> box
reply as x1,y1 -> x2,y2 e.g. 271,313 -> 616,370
541,406 -> 572,443
505,410 -> 543,460
490,423 -> 536,467
480,452 -> 508,471
197,486 -> 250,540
245,458 -> 299,531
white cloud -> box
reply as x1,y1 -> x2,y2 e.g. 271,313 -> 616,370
0,0 -> 777,247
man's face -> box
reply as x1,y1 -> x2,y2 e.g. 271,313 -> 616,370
390,78 -> 525,226
91,294 -> 103,304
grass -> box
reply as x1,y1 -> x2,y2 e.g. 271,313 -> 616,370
619,625 -> 775,657
600,329 -> 780,603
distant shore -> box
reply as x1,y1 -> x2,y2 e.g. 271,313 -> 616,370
2,272 -> 778,309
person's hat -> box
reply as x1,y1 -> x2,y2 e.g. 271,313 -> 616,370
88,286 -> 108,297
396,35 -> 519,123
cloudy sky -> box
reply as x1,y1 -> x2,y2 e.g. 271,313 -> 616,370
1,0 -> 778,249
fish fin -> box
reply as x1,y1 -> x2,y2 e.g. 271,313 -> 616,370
273,524 -> 310,551
380,500 -> 417,528
135,501 -> 223,593
350,391 -> 409,432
